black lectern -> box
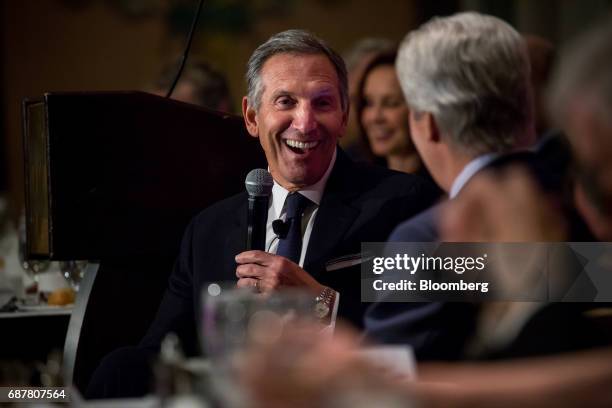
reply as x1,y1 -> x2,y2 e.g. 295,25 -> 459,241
23,91 -> 265,260
22,91 -> 266,393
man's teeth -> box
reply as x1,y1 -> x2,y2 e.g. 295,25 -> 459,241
285,139 -> 319,149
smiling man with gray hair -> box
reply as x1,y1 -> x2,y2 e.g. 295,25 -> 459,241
364,12 -> 540,359
87,28 -> 440,399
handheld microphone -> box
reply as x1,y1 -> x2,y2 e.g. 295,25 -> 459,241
245,169 -> 273,250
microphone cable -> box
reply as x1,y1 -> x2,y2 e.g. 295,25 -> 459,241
165,0 -> 205,99
266,236 -> 278,253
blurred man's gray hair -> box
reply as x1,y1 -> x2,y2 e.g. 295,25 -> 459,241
246,29 -> 348,114
396,12 -> 533,155
548,18 -> 612,130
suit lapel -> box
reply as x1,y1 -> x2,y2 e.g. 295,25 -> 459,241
304,150 -> 360,274
304,195 -> 359,273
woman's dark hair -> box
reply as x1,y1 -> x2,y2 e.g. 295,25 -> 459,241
354,50 -> 400,166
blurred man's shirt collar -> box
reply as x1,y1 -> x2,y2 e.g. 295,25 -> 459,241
449,153 -> 500,199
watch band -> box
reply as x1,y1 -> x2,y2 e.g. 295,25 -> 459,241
314,286 -> 335,319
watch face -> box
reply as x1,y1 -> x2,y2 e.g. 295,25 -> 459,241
315,302 -> 330,319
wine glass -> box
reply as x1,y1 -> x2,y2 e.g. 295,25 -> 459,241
201,284 -> 315,359
200,283 -> 315,405
60,260 -> 87,291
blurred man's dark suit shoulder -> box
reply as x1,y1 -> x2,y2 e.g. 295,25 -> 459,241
141,148 -> 441,355
363,197 -> 480,361
365,141 -> 604,361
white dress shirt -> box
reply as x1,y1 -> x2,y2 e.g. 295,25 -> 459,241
264,148 -> 339,328
265,149 -> 337,265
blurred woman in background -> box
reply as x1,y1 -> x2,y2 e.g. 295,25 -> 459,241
357,51 -> 423,174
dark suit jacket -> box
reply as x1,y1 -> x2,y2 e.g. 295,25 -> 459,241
140,149 -> 440,355
364,204 -> 480,360
364,141 -> 604,361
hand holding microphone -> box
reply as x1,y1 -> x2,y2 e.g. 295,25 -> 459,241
239,168 -> 323,295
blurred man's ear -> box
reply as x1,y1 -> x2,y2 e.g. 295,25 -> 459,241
242,96 -> 259,138
575,183 -> 612,241
426,112 -> 441,143
409,111 -> 439,143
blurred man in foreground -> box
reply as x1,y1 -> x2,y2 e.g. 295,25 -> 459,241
364,12 -> 538,359
87,29 -> 438,398
413,19 -> 612,404
382,12 -> 536,240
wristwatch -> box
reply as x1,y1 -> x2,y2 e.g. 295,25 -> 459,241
314,286 -> 335,319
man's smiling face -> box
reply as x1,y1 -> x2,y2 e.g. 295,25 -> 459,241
243,53 -> 347,191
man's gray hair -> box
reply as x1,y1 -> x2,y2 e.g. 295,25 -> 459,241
396,12 -> 532,155
246,29 -> 348,114
548,18 -> 612,130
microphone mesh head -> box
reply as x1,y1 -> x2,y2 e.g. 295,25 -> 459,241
245,168 -> 273,197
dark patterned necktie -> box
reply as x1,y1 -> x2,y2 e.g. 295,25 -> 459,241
276,193 -> 311,264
